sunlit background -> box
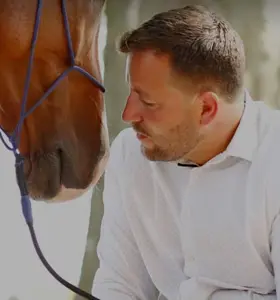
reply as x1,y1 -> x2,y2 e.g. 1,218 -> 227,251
1,0 -> 280,299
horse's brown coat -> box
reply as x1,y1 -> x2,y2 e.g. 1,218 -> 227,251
0,0 -> 108,201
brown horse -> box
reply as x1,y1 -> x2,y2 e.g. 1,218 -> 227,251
0,0 -> 109,202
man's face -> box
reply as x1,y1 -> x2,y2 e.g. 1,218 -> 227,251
122,50 -> 204,162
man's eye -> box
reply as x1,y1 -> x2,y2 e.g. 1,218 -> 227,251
144,102 -> 155,107
142,100 -> 156,107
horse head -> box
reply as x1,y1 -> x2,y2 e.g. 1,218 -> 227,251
0,0 -> 109,201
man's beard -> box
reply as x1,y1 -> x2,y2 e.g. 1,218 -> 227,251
132,123 -> 201,162
140,143 -> 174,161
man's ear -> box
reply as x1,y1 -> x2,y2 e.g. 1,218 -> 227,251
199,91 -> 219,125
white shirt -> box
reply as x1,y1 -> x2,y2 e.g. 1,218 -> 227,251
92,91 -> 280,300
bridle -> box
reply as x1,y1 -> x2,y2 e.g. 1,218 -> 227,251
0,0 -> 104,299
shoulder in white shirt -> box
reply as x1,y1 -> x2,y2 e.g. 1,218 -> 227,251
92,92 -> 280,300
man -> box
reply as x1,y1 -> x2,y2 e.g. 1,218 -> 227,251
92,5 -> 280,300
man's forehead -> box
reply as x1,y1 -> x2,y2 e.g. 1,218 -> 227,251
125,51 -> 173,84
125,54 -> 131,83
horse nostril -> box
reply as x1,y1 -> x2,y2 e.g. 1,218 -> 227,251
26,149 -> 62,200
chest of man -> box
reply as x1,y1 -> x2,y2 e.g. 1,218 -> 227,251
123,157 -> 276,299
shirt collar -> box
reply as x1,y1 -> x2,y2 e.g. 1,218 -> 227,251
225,89 -> 259,162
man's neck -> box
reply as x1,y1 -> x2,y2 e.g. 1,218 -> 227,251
183,99 -> 245,166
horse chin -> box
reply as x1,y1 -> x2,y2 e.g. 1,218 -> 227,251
40,148 -> 109,203
48,185 -> 93,203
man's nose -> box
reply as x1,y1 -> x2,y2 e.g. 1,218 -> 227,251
122,96 -> 142,123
